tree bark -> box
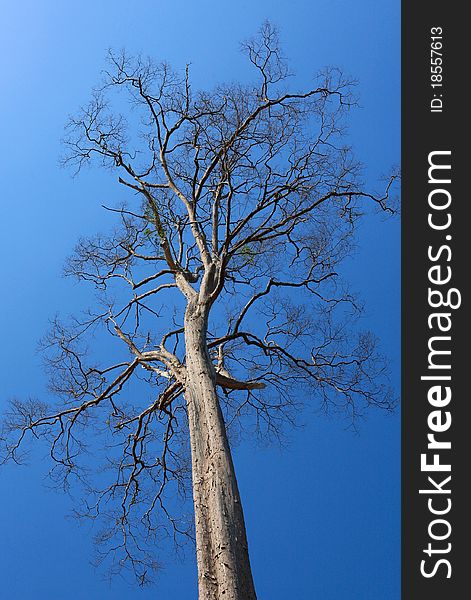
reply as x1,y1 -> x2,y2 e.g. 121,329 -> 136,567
184,299 -> 257,600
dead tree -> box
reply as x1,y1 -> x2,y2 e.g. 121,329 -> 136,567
2,22 -> 396,600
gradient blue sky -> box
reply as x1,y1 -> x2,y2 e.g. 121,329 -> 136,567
0,1 -> 400,598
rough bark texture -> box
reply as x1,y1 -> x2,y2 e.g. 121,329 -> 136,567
184,299 -> 257,600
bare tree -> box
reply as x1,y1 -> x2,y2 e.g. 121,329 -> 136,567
2,22 -> 396,600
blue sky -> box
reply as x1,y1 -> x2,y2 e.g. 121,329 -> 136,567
0,1 -> 399,598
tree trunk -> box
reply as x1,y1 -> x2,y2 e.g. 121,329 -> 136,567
184,299 -> 257,600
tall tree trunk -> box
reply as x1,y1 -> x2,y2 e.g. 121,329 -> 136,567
184,299 -> 257,600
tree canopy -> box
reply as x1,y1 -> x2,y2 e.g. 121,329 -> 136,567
2,22 -> 397,588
